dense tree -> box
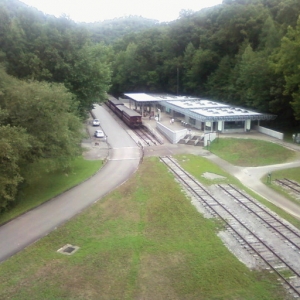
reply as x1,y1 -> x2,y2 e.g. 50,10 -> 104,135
63,43 -> 112,112
273,17 -> 300,120
108,0 -> 300,126
0,2 -> 111,112
0,66 -> 83,209
85,16 -> 159,45
0,125 -> 31,210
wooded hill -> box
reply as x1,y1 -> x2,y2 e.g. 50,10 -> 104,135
109,0 -> 300,129
0,0 -> 300,210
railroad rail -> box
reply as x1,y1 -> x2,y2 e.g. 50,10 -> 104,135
275,179 -> 300,195
218,184 -> 300,250
160,155 -> 300,298
135,126 -> 162,147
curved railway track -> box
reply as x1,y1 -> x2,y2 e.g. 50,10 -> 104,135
160,155 -> 300,298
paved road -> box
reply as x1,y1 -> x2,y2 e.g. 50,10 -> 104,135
0,105 -> 142,263
1,106 -> 300,262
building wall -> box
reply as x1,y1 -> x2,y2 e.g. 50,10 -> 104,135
156,122 -> 187,144
254,125 -> 284,140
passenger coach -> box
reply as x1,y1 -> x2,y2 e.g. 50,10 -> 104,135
106,95 -> 142,128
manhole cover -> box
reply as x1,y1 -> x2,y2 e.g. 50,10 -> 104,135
57,244 -> 79,255
64,246 -> 76,253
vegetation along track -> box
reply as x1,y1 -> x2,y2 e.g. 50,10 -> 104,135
160,156 -> 300,298
275,179 -> 300,196
135,126 -> 162,147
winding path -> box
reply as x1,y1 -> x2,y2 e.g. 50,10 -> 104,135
0,105 -> 142,263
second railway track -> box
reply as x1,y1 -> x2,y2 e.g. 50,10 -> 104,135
160,155 -> 300,298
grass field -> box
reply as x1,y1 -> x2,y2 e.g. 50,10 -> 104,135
0,157 -> 289,299
264,167 -> 300,205
175,154 -> 300,230
208,137 -> 300,205
208,138 -> 298,166
0,157 -> 102,225
0,138 -> 299,299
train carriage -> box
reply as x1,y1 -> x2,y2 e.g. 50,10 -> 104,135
115,104 -> 125,119
106,96 -> 124,113
122,106 -> 142,128
106,95 -> 142,128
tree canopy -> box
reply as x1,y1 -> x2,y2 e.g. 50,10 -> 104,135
0,66 -> 83,210
1,0 -> 300,210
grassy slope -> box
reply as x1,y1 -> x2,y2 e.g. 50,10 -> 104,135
0,157 -> 102,225
208,138 -> 298,166
0,157 -> 288,299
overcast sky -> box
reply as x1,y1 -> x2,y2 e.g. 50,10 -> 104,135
20,0 -> 223,23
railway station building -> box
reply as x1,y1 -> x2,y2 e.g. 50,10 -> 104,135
122,93 -> 278,144
123,93 -> 275,132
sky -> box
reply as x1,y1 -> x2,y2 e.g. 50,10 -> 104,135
20,0 -> 223,23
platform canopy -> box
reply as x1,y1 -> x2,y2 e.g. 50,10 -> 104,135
124,93 -> 198,102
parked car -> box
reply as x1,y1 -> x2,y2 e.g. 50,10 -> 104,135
92,119 -> 100,126
94,130 -> 104,138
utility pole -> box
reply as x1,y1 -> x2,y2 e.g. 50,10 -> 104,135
177,67 -> 179,95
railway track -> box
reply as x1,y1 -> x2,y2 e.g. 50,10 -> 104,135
275,178 -> 300,196
160,155 -> 300,298
218,184 -> 300,250
135,126 -> 162,147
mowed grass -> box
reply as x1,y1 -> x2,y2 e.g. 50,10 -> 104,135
175,154 -> 300,230
207,137 -> 300,208
209,138 -> 297,166
0,157 -> 102,225
264,167 -> 300,204
0,157 -> 288,300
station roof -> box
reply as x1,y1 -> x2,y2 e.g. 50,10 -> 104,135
124,93 -> 276,121
124,93 -> 198,102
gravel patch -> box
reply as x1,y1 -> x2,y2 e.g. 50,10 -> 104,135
202,172 -> 226,180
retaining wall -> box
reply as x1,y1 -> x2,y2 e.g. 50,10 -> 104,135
254,125 -> 284,140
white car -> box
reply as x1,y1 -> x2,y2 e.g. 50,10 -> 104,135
94,130 -> 105,138
92,119 -> 100,126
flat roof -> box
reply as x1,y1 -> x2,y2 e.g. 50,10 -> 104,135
124,93 -> 199,102
124,93 -> 276,121
190,107 -> 265,121
166,100 -> 229,109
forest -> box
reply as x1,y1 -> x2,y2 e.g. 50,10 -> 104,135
0,0 -> 300,210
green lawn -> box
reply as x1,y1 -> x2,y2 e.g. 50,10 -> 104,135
0,157 -> 102,225
207,137 -> 300,206
264,167 -> 300,205
175,154 -> 300,230
1,138 -> 299,299
0,157 -> 290,299
208,138 -> 298,166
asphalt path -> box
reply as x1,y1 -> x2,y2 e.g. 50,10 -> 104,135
0,105 -> 141,263
206,150 -> 300,220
